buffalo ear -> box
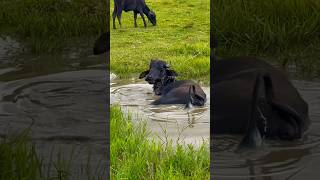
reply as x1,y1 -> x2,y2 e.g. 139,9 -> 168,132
166,70 -> 178,77
139,70 -> 149,79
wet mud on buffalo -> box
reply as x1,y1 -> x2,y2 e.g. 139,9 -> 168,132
212,56 -> 310,148
139,59 -> 207,108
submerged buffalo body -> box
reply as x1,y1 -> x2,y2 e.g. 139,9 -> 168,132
139,60 -> 206,106
93,32 -> 109,55
213,57 -> 310,147
113,0 -> 156,29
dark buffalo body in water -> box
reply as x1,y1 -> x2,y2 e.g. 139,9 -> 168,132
212,57 -> 310,144
139,60 -> 206,106
152,80 -> 206,105
112,0 -> 156,29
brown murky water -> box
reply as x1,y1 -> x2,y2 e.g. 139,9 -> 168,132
110,77 -> 210,146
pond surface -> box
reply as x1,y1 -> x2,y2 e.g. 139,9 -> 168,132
110,78 -> 210,146
211,80 -> 320,179
0,37 -> 108,178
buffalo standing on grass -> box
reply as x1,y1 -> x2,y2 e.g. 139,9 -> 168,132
112,0 -> 156,29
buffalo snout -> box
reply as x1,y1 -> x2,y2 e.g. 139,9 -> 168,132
139,69 -> 161,84
145,74 -> 155,84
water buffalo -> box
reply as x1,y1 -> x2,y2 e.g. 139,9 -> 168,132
139,59 -> 206,107
113,0 -> 156,29
93,32 -> 109,55
212,57 -> 310,147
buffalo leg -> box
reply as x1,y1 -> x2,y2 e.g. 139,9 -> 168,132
116,7 -> 122,28
112,7 -> 117,29
139,10 -> 147,28
134,11 -> 138,27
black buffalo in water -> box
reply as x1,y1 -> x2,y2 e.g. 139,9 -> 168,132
93,32 -> 109,55
113,0 -> 156,29
139,59 -> 206,107
212,57 -> 310,148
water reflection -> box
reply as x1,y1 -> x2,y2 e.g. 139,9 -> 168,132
0,69 -> 108,177
0,36 -> 108,178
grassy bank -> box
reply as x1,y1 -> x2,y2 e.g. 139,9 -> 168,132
0,132 -> 41,179
0,0 -> 108,54
212,0 -> 320,78
110,105 -> 210,179
110,0 -> 210,83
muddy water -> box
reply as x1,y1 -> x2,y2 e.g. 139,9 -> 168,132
0,37 -> 108,178
110,78 -> 210,146
3,36 -> 320,179
0,71 -> 108,178
212,80 -> 320,179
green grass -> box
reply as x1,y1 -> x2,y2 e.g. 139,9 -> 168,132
0,132 -> 41,179
0,0 -> 108,54
110,105 -> 210,179
110,0 -> 210,83
212,0 -> 320,78
110,2 -> 210,177
0,131 -> 99,180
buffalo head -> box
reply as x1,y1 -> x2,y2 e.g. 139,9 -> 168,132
148,11 -> 156,26
139,59 -> 177,95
